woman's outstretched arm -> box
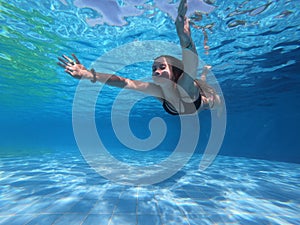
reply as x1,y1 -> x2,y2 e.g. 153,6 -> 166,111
175,0 -> 200,100
175,0 -> 198,56
58,54 -> 163,97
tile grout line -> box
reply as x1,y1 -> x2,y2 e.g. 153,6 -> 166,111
79,197 -> 102,225
108,189 -> 124,225
50,196 -> 85,225
20,195 -> 82,225
135,186 -> 139,225
153,193 -> 164,225
172,197 -> 191,225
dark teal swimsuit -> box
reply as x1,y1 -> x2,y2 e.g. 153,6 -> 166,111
162,81 -> 203,115
162,92 -> 202,115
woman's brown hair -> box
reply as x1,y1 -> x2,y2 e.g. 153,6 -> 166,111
155,55 -> 183,83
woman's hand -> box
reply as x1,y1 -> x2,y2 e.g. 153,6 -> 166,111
175,0 -> 192,48
177,0 -> 187,18
57,54 -> 93,80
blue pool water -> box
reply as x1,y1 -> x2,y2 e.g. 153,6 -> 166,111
0,0 -> 300,224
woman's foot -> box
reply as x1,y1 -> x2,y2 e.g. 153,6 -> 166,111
203,65 -> 212,73
201,65 -> 212,81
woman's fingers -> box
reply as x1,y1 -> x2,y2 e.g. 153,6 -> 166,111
58,57 -> 68,66
65,69 -> 73,76
62,54 -> 75,64
178,0 -> 187,16
65,65 -> 76,75
65,69 -> 81,80
58,54 -> 83,80
57,62 -> 66,68
58,54 -> 80,67
72,53 -> 81,64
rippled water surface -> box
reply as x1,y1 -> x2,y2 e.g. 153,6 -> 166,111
1,0 -> 299,117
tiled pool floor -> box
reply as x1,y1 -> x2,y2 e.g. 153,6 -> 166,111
0,151 -> 299,225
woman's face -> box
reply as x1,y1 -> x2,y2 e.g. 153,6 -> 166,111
152,57 -> 173,85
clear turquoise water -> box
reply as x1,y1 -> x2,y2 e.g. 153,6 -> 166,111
0,0 -> 300,224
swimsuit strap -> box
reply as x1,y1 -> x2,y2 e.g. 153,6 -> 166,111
162,100 -> 180,115
162,81 -> 203,115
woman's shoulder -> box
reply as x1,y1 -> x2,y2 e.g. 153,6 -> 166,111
140,82 -> 164,98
